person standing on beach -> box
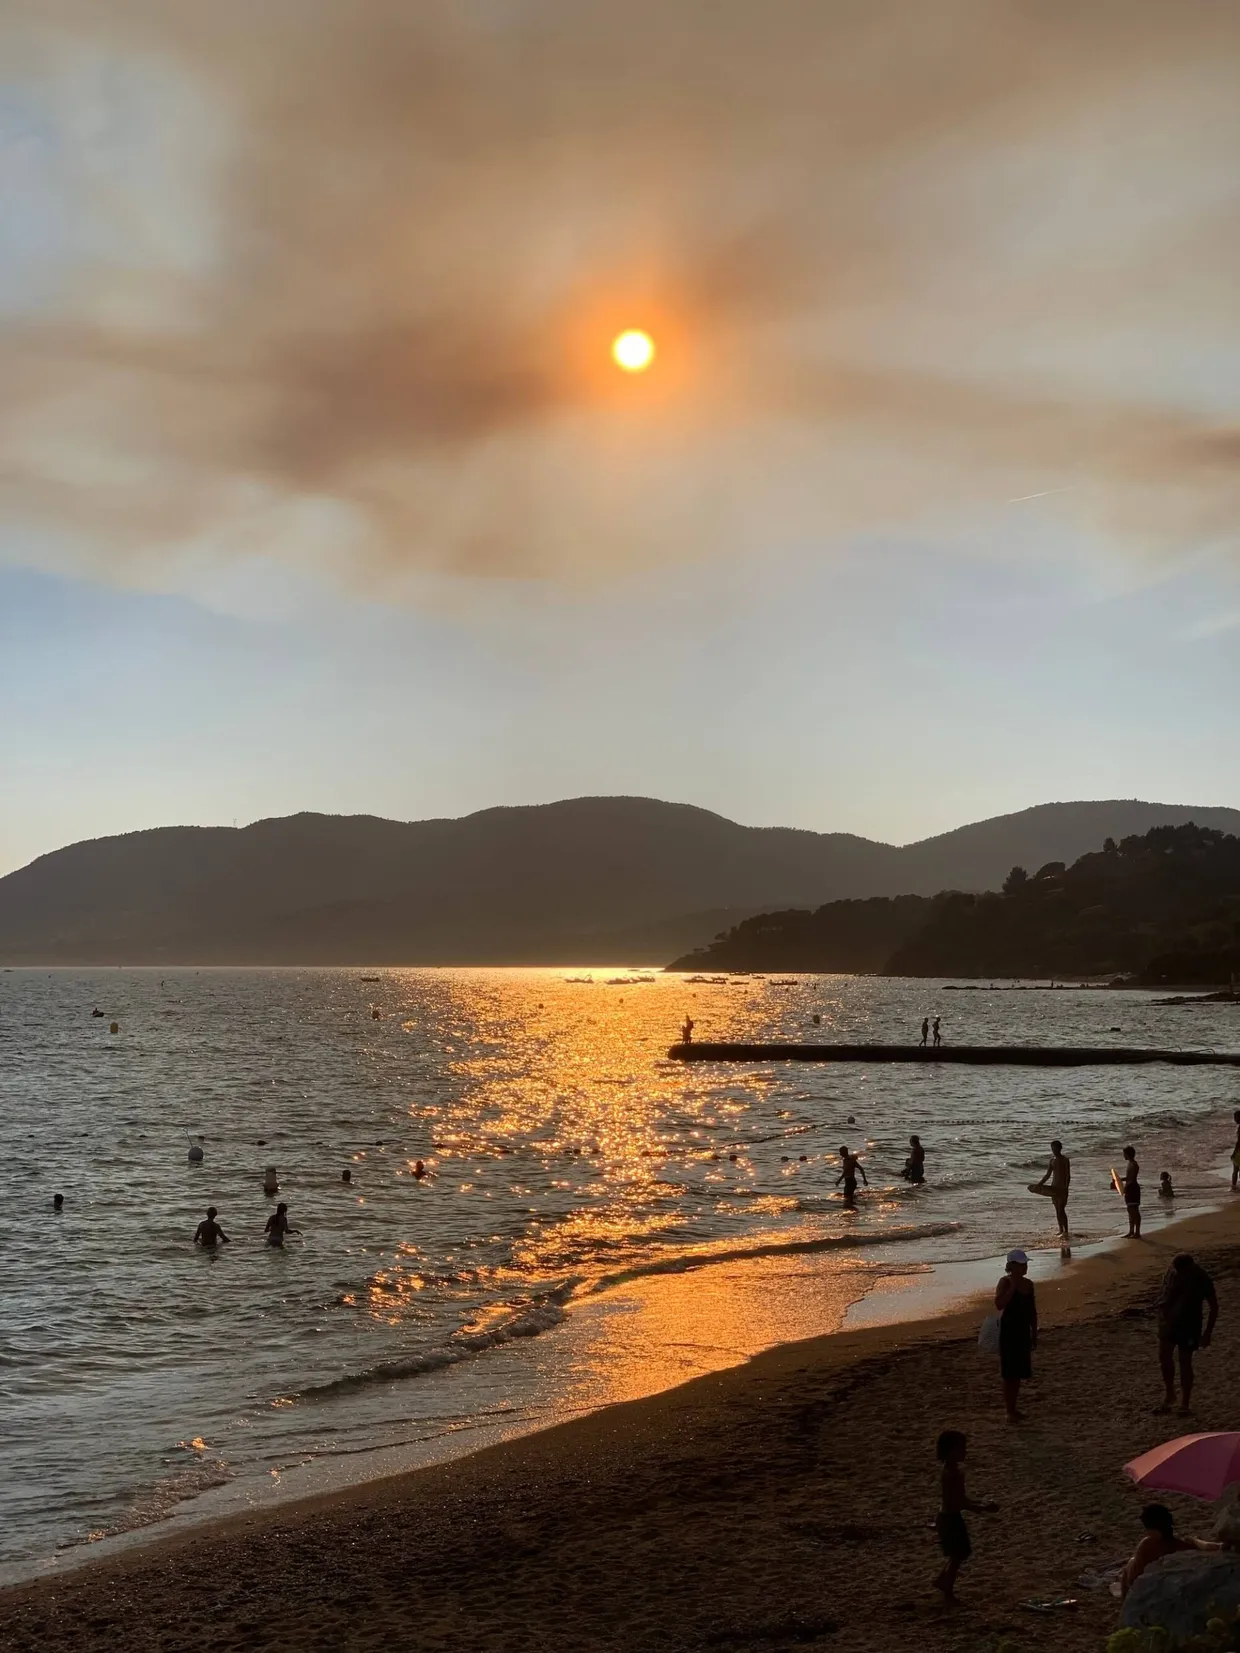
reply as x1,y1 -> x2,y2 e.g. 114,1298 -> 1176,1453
933,1430 -> 997,1602
1036,1140 -> 1071,1238
919,1017 -> 929,1046
836,1145 -> 868,1206
1231,1110 -> 1240,1190
193,1207 -> 229,1248
1121,1146 -> 1142,1238
995,1249 -> 1037,1422
1156,1254 -> 1218,1415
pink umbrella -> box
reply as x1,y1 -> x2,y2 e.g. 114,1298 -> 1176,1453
1125,1434 -> 1240,1502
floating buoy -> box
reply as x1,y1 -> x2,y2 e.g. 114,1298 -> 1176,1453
109,1022 -> 119,1035
263,1165 -> 279,1195
371,1007 -> 381,1020
188,1143 -> 204,1163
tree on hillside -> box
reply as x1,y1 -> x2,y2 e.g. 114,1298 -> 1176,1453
1002,866 -> 1029,895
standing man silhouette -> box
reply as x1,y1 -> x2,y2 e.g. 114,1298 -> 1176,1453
920,1017 -> 930,1046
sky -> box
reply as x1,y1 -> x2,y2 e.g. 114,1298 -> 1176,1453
2,1 -> 1239,875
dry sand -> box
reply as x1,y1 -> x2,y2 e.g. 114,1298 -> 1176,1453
6,1204 -> 1240,1652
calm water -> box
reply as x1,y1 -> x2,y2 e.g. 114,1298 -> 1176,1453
2,967 -> 1238,1576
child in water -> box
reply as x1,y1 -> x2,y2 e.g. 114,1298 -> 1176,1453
1159,1172 -> 1175,1200
934,1431 -> 997,1602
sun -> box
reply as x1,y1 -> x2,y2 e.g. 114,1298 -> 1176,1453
611,329 -> 656,373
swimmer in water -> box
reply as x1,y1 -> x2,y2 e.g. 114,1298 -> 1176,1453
193,1207 -> 229,1248
342,1168 -> 352,1183
264,1202 -> 297,1247
902,1135 -> 926,1184
53,1192 -> 64,1211
413,1160 -> 428,1180
836,1145 -> 868,1206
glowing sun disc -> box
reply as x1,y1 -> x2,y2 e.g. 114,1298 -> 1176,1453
612,329 -> 656,372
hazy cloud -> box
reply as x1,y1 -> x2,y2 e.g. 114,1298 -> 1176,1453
2,0 -> 1239,588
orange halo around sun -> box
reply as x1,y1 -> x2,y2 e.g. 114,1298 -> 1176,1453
611,329 -> 656,372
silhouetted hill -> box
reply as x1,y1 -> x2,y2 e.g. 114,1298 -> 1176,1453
674,823 -> 1240,982
3,796 -> 1239,965
669,897 -> 933,975
888,823 -> 1240,982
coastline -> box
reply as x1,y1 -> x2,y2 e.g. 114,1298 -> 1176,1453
7,1197 -> 1240,1650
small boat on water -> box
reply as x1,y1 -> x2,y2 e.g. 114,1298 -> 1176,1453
563,975 -> 594,984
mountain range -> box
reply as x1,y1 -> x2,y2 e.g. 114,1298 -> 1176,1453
2,795 -> 1239,965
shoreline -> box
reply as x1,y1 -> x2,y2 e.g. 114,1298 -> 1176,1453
1,1194 -> 1208,1592
7,1197 -> 1240,1649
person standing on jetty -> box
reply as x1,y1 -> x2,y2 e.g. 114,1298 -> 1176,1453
681,1015 -> 694,1045
1036,1139 -> 1071,1238
933,1430 -> 997,1603
836,1145 -> 868,1206
193,1207 -> 229,1248
1156,1253 -> 1218,1415
1121,1145 -> 1142,1238
995,1248 -> 1037,1421
932,1016 -> 942,1047
919,1017 -> 929,1046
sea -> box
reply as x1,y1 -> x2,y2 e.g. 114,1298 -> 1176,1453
2,966 -> 1238,1581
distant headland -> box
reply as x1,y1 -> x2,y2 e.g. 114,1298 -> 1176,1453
669,823 -> 1240,986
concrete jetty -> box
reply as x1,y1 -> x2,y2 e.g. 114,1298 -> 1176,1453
667,1042 -> 1240,1068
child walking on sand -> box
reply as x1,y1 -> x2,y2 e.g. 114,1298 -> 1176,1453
933,1430 -> 998,1602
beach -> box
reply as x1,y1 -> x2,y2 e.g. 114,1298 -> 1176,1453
6,1201 -> 1240,1652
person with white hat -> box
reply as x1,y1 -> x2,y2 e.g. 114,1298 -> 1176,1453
994,1248 -> 1037,1422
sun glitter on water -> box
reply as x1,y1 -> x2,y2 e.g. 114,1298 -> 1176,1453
611,329 -> 656,373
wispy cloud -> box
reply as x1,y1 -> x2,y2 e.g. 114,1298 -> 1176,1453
2,2 -> 1239,590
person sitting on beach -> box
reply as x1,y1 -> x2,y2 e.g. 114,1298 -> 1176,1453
264,1202 -> 297,1247
1156,1254 -> 1218,1415
1036,1140 -> 1071,1238
1121,1503 -> 1221,1598
1121,1145 -> 1142,1239
194,1207 -> 229,1248
836,1145 -> 868,1205
933,1430 -> 997,1602
902,1135 -> 925,1184
995,1249 -> 1037,1422
1159,1172 -> 1174,1200
681,1015 -> 695,1045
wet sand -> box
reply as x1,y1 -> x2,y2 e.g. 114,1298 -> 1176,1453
5,1202 -> 1240,1652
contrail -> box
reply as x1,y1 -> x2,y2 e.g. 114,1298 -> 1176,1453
1008,485 -> 1077,504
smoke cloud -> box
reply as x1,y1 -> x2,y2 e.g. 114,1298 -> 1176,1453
2,1 -> 1239,588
